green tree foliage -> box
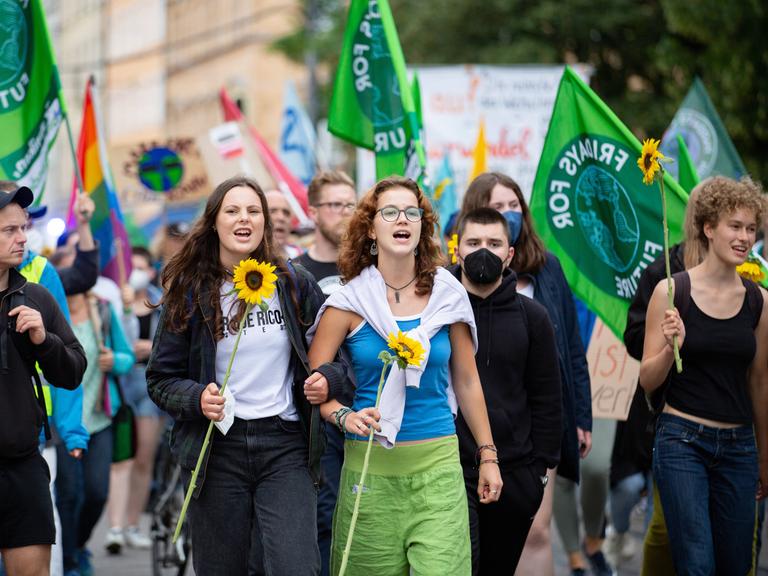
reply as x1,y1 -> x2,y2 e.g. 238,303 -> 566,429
275,0 -> 768,182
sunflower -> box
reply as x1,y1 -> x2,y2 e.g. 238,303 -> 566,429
447,234 -> 459,264
736,260 -> 766,284
386,330 -> 426,368
232,258 -> 278,307
637,138 -> 668,185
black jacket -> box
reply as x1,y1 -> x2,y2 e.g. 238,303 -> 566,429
0,268 -> 87,460
146,264 -> 348,494
450,266 -> 562,477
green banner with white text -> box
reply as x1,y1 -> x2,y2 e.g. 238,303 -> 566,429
328,0 -> 425,180
0,0 -> 65,203
530,67 -> 689,338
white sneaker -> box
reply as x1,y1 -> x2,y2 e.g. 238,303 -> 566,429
124,525 -> 152,549
605,531 -> 636,567
105,527 -> 124,555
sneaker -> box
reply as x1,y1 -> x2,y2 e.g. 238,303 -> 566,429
105,527 -> 124,555
124,525 -> 152,549
76,548 -> 93,576
585,548 -> 615,576
605,530 -> 637,567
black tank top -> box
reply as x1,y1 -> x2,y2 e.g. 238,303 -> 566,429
666,292 -> 757,424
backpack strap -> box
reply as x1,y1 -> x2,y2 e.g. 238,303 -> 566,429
8,290 -> 51,440
741,278 -> 764,329
672,271 -> 691,320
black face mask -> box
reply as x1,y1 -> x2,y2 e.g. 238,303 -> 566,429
462,248 -> 503,285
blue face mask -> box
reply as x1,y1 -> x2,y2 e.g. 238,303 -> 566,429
502,210 -> 523,245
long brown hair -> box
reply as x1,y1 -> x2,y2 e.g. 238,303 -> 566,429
461,172 -> 547,275
159,176 -> 292,337
338,176 -> 441,295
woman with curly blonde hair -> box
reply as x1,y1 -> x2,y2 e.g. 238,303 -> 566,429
304,176 -> 501,575
640,176 -> 768,575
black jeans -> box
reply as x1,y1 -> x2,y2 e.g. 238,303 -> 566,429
184,416 -> 319,576
465,463 -> 545,576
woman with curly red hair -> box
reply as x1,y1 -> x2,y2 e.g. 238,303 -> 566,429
305,176 -> 501,575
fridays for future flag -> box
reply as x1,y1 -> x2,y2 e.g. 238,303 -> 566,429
530,67 -> 688,338
67,78 -> 131,285
0,0 -> 65,202
660,77 -> 747,180
328,0 -> 426,180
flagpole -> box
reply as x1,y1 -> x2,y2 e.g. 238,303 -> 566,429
64,113 -> 85,196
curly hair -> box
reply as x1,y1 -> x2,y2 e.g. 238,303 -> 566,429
158,176 -> 294,337
693,176 -> 766,252
460,172 -> 547,275
338,176 -> 441,295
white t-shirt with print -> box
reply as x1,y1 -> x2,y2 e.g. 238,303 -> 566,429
216,282 -> 298,421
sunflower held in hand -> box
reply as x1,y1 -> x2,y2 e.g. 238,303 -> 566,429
232,258 -> 278,309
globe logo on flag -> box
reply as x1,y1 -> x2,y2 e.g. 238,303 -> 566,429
138,147 -> 184,193
575,166 -> 640,273
660,109 -> 718,179
0,0 -> 30,112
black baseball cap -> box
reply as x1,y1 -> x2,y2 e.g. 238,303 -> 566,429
0,186 -> 33,210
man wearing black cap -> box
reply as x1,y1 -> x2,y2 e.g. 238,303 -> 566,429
0,186 -> 87,576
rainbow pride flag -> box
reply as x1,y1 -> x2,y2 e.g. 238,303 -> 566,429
67,78 -> 131,284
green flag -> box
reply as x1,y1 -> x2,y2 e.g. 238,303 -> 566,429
676,134 -> 699,194
404,72 -> 427,186
0,0 -> 66,202
660,77 -> 747,180
529,67 -> 688,338
328,0 -> 426,180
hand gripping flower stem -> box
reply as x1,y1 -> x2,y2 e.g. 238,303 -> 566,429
659,172 -> 683,373
173,258 -> 276,543
638,139 -> 681,373
338,332 -> 425,576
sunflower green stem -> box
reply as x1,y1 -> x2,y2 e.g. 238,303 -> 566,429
338,354 -> 394,576
659,171 -> 683,373
173,302 -> 256,543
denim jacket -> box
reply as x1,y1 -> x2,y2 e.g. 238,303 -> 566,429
146,264 -> 348,495
522,252 -> 592,483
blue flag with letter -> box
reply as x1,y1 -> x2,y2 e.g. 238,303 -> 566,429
278,81 -> 316,186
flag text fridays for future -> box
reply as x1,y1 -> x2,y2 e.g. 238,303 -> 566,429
67,79 -> 132,285
328,0 -> 426,180
660,77 -> 747,181
0,0 -> 65,203
529,67 -> 688,339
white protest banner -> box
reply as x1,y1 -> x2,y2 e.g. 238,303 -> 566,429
356,64 -> 592,198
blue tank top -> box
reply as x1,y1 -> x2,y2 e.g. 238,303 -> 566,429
344,317 -> 454,442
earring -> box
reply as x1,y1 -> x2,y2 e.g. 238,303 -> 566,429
414,246 -> 419,256
369,240 -> 378,256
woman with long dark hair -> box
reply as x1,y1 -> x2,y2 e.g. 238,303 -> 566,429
640,176 -> 768,575
460,172 -> 595,576
306,176 -> 501,575
147,176 -> 343,575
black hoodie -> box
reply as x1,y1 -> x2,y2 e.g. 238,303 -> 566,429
450,266 -> 562,477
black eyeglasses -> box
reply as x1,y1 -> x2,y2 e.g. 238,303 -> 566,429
314,202 -> 356,214
377,206 -> 424,222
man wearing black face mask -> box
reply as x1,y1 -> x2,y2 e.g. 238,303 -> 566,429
450,207 -> 562,575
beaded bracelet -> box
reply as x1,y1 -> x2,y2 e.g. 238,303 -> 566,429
479,458 -> 500,466
332,407 -> 352,434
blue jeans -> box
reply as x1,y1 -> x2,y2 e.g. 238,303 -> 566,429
317,425 -> 344,576
653,413 -> 757,576
610,470 -> 652,534
55,426 -> 112,571
183,416 -> 319,576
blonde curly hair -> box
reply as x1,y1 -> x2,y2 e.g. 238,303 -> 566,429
693,176 -> 766,252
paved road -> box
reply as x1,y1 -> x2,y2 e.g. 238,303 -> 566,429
89,507 -> 768,575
